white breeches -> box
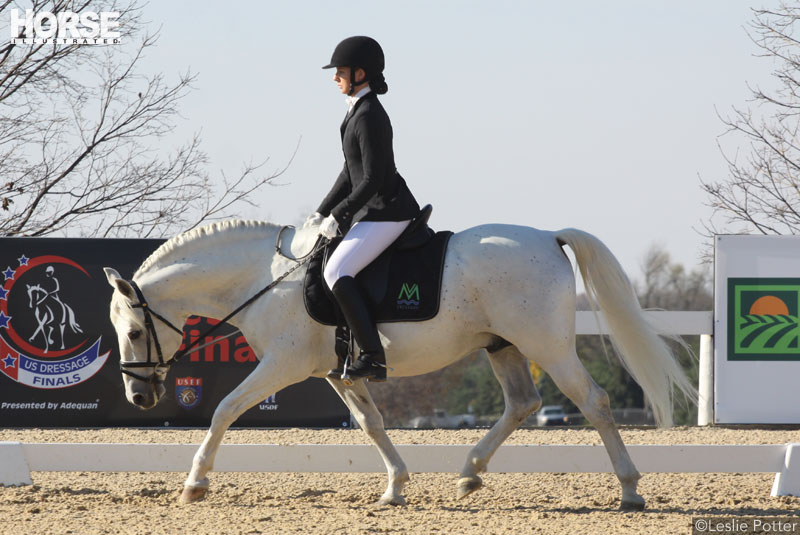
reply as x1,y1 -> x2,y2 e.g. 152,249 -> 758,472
323,220 -> 411,289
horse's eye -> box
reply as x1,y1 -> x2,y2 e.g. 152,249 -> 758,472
128,330 -> 142,341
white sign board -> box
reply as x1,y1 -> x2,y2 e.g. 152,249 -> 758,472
714,235 -> 800,423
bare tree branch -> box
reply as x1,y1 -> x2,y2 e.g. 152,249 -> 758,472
0,1 -> 280,237
702,4 -> 800,239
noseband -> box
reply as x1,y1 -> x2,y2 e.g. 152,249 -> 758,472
118,231 -> 327,387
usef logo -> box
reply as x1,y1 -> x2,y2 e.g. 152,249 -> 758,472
0,254 -> 110,388
176,377 -> 202,409
728,278 -> 800,361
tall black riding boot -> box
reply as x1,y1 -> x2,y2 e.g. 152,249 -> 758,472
328,276 -> 386,383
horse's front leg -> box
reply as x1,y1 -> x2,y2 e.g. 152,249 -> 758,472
326,378 -> 410,506
29,314 -> 45,344
180,355 -> 306,504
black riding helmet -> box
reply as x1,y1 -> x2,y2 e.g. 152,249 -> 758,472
323,36 -> 386,95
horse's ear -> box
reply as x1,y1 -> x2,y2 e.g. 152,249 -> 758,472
103,267 -> 136,301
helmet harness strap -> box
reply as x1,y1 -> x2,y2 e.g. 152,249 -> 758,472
348,67 -> 366,96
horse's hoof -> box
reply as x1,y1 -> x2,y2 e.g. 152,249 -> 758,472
179,485 -> 208,504
456,476 -> 483,499
377,493 -> 406,506
620,498 -> 645,511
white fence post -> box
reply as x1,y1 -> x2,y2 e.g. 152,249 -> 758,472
697,334 -> 713,426
0,442 -> 32,486
772,443 -> 800,497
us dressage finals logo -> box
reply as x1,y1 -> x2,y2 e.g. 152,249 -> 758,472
0,254 -> 110,388
728,278 -> 800,361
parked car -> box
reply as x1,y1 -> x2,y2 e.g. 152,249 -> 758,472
409,408 -> 476,429
536,405 -> 568,426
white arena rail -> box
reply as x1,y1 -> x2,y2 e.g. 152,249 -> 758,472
2,442 -> 800,497
6,311 -> 760,497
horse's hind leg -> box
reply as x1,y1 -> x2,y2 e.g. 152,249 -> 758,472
539,352 -> 645,511
326,378 -> 410,506
57,322 -> 66,349
458,345 -> 542,499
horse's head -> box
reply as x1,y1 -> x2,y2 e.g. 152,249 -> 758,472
103,267 -> 184,410
26,283 -> 43,307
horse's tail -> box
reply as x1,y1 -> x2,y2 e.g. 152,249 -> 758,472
66,305 -> 83,334
555,228 -> 697,427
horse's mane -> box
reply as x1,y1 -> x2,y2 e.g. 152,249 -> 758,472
134,219 -> 280,278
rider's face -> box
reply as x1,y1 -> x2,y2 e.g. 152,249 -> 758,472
333,66 -> 366,95
333,67 -> 351,94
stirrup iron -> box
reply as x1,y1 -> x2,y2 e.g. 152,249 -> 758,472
340,355 -> 389,385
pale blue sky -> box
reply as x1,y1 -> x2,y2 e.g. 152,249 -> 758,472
135,1 -> 774,280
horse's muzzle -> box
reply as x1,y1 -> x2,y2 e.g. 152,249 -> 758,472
130,383 -> 164,410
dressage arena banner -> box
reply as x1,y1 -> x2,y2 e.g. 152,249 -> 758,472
0,238 -> 349,428
714,235 -> 800,424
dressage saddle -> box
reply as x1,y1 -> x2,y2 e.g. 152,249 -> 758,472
303,204 -> 452,326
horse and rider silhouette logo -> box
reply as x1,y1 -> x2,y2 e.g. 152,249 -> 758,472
0,254 -> 110,389
728,278 -> 800,361
27,265 -> 83,353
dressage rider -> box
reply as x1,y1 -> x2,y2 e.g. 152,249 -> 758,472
306,36 -> 421,382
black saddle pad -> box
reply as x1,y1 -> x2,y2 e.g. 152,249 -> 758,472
304,231 -> 453,326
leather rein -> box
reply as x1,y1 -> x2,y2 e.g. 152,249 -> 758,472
119,228 -> 326,386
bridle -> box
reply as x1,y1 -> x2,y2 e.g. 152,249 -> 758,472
119,280 -> 186,385
119,228 -> 327,386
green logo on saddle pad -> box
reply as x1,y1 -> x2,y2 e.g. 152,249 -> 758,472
728,278 -> 800,360
397,282 -> 420,310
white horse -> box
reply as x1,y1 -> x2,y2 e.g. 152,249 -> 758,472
103,219 -> 696,510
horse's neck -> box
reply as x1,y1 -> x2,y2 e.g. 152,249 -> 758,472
135,224 -> 318,324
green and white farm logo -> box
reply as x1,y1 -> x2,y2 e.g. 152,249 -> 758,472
728,278 -> 800,361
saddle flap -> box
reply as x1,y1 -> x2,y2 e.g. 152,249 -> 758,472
303,238 -> 339,323
304,238 -> 390,323
304,230 -> 453,326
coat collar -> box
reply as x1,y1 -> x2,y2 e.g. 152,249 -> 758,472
346,86 -> 372,111
340,91 -> 376,137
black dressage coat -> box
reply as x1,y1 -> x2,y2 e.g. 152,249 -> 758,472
317,91 -> 420,230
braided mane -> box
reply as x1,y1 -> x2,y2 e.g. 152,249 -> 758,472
134,219 -> 280,278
